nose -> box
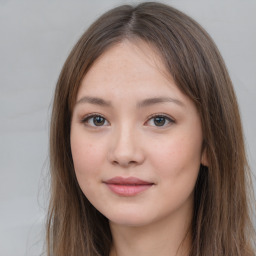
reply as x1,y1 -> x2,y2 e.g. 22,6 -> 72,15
107,126 -> 145,168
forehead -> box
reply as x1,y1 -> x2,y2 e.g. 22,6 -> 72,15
77,40 -> 184,100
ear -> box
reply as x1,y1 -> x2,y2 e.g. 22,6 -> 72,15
201,148 -> 208,167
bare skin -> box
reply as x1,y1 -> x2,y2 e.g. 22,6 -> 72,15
71,40 -> 207,256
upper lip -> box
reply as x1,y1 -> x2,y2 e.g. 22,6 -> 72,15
104,176 -> 154,185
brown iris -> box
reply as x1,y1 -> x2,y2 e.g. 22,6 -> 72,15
93,116 -> 105,126
154,116 -> 166,126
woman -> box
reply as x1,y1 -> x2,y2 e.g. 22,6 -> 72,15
47,2 -> 255,255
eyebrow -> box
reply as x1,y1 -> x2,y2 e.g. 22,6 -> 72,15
137,97 -> 184,108
76,96 -> 184,108
76,96 -> 111,107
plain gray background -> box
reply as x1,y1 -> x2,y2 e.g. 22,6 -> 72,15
0,0 -> 255,255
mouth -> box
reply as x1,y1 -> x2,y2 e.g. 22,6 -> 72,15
103,176 -> 154,196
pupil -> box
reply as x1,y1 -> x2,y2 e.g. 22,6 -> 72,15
154,117 -> 165,126
93,116 -> 105,126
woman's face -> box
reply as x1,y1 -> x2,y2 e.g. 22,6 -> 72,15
70,40 -> 207,227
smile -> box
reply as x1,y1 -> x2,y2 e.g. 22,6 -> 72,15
103,176 -> 154,196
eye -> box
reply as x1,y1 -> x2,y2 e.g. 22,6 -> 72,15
81,114 -> 109,127
146,114 -> 174,127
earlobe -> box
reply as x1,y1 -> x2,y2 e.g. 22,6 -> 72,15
201,149 -> 208,167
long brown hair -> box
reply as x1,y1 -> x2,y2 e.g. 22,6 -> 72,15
47,2 -> 255,255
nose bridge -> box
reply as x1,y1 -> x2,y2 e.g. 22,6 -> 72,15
108,121 -> 144,167
113,122 -> 137,155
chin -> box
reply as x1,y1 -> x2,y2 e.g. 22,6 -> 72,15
105,208 -> 156,227
109,216 -> 151,227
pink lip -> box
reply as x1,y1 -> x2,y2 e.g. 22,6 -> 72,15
104,176 -> 154,196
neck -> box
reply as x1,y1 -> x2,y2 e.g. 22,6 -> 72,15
109,210 -> 192,256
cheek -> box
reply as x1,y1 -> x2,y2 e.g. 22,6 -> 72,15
70,132 -> 106,177
147,132 -> 202,211
70,132 -> 109,200
148,131 -> 202,179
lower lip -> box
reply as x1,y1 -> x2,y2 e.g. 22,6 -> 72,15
105,184 -> 153,196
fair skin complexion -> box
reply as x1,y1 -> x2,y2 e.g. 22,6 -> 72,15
70,40 -> 207,256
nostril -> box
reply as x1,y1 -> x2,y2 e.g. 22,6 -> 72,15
113,160 -> 119,165
112,159 -> 138,167
107,138 -> 145,167
128,160 -> 137,165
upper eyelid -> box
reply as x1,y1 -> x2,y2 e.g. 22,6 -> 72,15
80,113 -> 175,127
81,113 -> 106,121
145,114 -> 175,127
81,113 -> 174,121
80,113 -> 110,126
146,113 -> 175,122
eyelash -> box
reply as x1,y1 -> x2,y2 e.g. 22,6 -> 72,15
81,113 -> 175,128
146,113 -> 175,127
81,113 -> 109,127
